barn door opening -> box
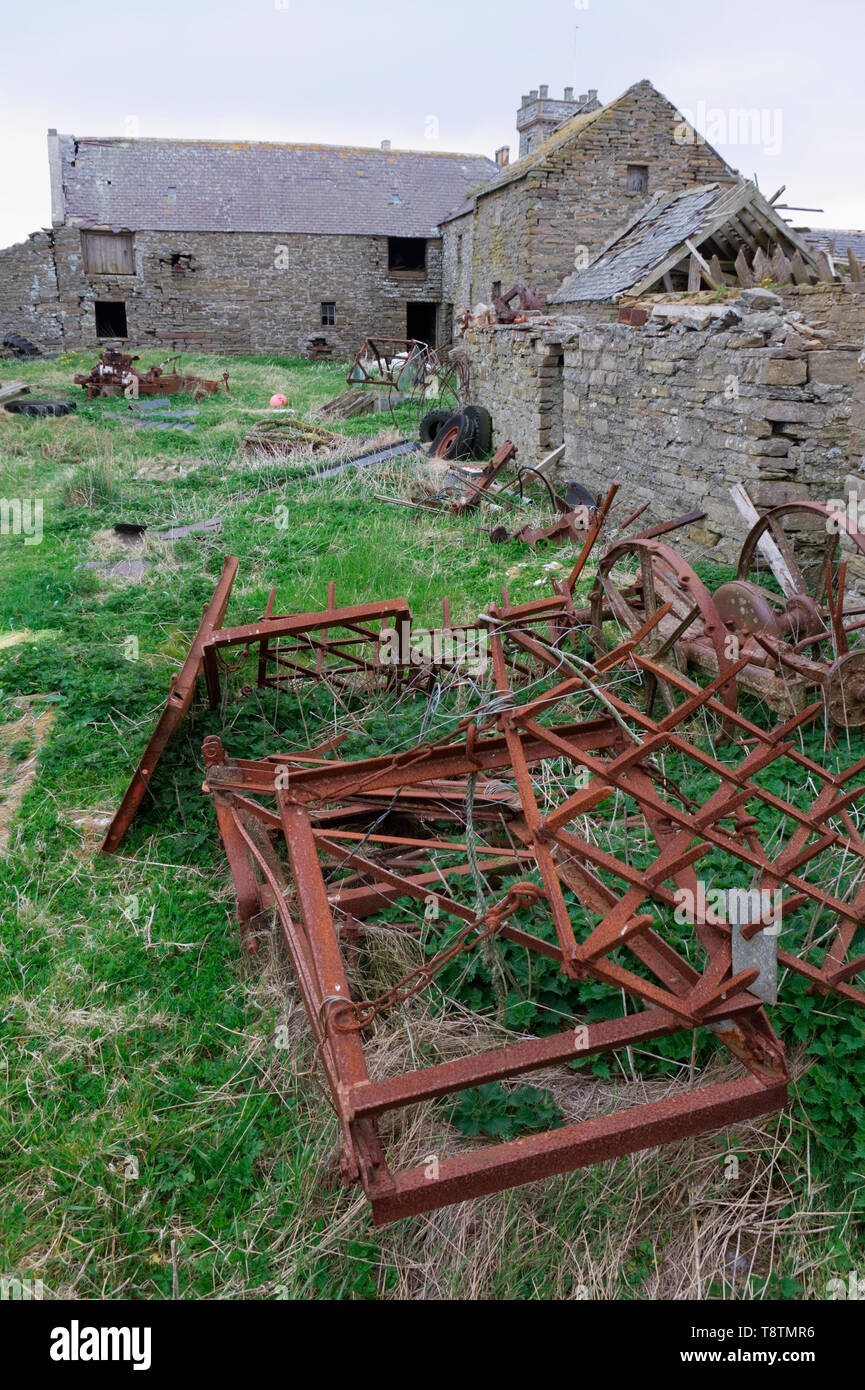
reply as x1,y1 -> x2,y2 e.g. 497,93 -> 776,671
406,301 -> 437,347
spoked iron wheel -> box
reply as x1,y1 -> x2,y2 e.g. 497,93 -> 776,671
590,538 -> 738,731
731,501 -> 865,727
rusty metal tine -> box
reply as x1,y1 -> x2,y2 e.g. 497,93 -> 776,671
567,481 -> 620,592
100,556 -> 240,854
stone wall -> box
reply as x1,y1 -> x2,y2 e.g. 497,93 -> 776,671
460,321 -> 569,464
442,81 -> 735,311
440,211 -> 474,334
0,225 -> 444,357
460,284 -> 865,567
0,231 -> 64,348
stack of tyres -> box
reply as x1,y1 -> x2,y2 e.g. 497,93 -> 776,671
420,405 -> 492,460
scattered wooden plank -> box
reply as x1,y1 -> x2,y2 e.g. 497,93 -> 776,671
751,247 -> 773,284
687,253 -> 702,293
747,202 -> 791,246
318,388 -> 376,421
708,253 -> 728,287
815,250 -> 836,283
739,207 -> 772,245
528,444 -> 566,479
729,215 -> 758,251
684,239 -> 722,290
0,381 -> 31,406
770,244 -> 793,284
734,248 -> 755,287
242,417 -> 339,456
710,225 -> 737,260
729,483 -> 799,598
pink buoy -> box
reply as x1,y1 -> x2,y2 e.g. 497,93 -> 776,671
269,393 -> 288,408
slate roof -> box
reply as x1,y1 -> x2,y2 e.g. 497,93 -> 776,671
438,80 -> 715,225
439,101 -> 609,224
57,135 -> 498,237
551,181 -> 818,303
802,228 -> 865,266
551,184 -> 725,302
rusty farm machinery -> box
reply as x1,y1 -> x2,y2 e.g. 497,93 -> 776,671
96,485 -> 865,1224
590,498 -> 865,730
74,349 -> 230,402
201,620 -> 865,1222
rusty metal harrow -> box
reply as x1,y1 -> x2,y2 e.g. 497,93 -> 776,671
99,494 -> 617,854
202,623 -> 865,1223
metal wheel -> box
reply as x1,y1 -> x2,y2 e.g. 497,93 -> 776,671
735,501 -> 865,659
591,537 -> 738,723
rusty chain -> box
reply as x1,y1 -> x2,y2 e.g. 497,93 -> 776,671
329,880 -> 546,1033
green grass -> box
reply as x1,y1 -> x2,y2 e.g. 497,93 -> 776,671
0,351 -> 863,1301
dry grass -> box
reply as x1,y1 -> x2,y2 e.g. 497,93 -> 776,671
236,910 -> 847,1301
0,697 -> 57,853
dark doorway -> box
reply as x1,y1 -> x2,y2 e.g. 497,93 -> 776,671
407,301 -> 436,346
95,301 -> 128,337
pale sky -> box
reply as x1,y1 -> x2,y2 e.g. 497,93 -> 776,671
1,0 -> 862,248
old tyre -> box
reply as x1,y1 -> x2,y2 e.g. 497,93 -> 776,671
5,398 -> 76,417
431,410 -> 477,461
463,404 -> 492,457
419,408 -> 455,444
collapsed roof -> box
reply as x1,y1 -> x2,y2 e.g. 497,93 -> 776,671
551,180 -> 824,303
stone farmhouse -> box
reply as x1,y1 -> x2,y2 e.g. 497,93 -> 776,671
0,78 -> 748,356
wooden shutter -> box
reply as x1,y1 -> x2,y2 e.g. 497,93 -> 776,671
82,231 -> 135,275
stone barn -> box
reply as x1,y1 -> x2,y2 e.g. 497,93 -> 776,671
439,79 -> 739,315
0,133 -> 497,356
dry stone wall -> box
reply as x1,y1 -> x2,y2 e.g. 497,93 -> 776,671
460,284 -> 865,567
460,321 -> 568,464
0,231 -> 64,349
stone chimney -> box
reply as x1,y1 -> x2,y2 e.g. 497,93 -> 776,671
495,146 -> 510,167
47,129 -> 65,227
381,139 -> 391,151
